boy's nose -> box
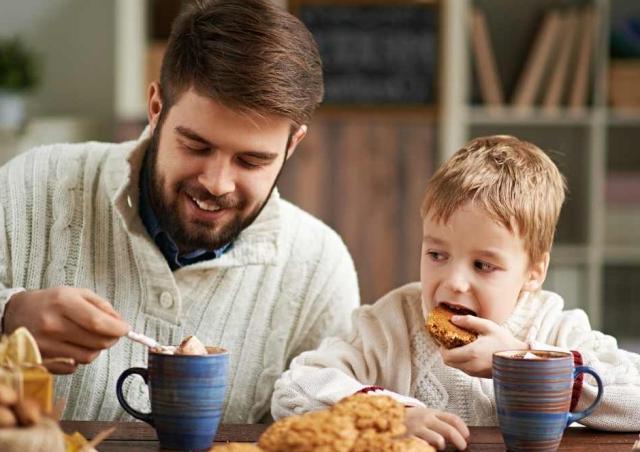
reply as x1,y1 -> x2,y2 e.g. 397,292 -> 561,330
198,159 -> 236,196
444,268 -> 470,293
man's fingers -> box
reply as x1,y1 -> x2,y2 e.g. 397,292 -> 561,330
436,411 -> 470,438
40,340 -> 101,365
81,290 -> 122,319
42,358 -> 77,375
46,319 -> 119,351
61,297 -> 130,337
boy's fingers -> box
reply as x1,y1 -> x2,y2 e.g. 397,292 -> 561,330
431,418 -> 468,451
416,428 -> 445,450
437,411 -> 470,438
450,314 -> 493,334
440,345 -> 472,363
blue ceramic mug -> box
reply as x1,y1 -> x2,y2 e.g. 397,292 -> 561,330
116,347 -> 229,450
493,350 -> 603,452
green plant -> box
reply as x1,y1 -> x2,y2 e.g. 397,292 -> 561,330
0,37 -> 38,92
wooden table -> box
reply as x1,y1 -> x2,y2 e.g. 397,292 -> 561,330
60,421 -> 638,451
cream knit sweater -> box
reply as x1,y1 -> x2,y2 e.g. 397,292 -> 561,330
273,283 -> 640,431
0,132 -> 359,422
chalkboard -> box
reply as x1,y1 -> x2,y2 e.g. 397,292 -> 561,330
296,3 -> 438,105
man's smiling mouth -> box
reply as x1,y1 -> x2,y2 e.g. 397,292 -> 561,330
190,195 -> 223,212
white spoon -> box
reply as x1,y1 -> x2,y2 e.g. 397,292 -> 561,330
126,331 -> 176,353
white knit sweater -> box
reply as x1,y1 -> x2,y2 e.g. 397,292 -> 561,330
273,283 -> 640,431
0,133 -> 359,422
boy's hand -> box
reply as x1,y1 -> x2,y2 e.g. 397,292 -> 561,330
404,406 -> 469,450
440,315 -> 527,378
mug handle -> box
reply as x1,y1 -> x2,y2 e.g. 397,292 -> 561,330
116,367 -> 154,426
567,365 -> 604,425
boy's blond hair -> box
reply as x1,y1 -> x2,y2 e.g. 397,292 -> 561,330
421,135 -> 566,265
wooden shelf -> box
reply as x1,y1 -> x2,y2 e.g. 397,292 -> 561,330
467,106 -> 593,126
604,246 -> 640,264
317,105 -> 438,121
607,109 -> 640,126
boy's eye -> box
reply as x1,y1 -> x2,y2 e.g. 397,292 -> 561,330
427,251 -> 446,262
474,260 -> 496,272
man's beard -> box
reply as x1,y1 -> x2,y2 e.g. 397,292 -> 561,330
143,127 -> 284,252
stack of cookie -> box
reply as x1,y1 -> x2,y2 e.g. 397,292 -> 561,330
212,394 -> 434,452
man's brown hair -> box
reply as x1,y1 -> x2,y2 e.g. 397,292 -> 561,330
160,0 -> 323,127
421,135 -> 567,264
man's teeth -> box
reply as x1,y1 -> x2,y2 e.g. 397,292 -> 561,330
191,196 -> 222,212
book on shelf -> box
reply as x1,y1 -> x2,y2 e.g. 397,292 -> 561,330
606,171 -> 640,206
605,206 -> 640,247
569,5 -> 597,110
543,8 -> 580,111
470,7 -> 504,107
512,9 -> 562,109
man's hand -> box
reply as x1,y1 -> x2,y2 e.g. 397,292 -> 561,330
404,406 -> 469,450
440,315 -> 527,378
3,287 -> 130,374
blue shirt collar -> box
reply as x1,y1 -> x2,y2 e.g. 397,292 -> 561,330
138,158 -> 231,270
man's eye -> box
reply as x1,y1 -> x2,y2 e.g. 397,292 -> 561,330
474,260 -> 496,272
183,144 -> 208,153
238,158 -> 261,168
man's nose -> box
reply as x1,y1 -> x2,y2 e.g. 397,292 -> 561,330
444,265 -> 470,293
198,157 -> 236,196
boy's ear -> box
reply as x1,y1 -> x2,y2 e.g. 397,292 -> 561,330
522,252 -> 550,292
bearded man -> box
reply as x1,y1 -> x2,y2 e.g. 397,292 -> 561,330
0,0 -> 358,422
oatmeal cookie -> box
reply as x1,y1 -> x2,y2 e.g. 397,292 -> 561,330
392,437 -> 436,452
332,394 -> 406,437
425,305 -> 477,349
210,443 -> 263,451
258,409 -> 357,452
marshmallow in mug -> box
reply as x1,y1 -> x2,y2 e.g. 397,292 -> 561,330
152,335 -> 208,355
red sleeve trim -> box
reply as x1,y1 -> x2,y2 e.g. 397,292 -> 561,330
355,387 -> 414,408
570,350 -> 584,411
356,386 -> 385,394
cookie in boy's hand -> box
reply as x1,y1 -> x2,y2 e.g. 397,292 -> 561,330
426,304 -> 478,349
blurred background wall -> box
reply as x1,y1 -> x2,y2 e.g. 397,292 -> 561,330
0,0 -> 638,351
0,0 -> 115,138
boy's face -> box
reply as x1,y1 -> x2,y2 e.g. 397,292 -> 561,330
421,201 -> 546,325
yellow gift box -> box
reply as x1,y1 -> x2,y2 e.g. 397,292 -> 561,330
0,364 -> 52,413
0,327 -> 53,414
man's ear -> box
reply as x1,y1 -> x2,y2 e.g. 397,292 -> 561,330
522,252 -> 550,292
147,81 -> 163,132
285,125 -> 308,160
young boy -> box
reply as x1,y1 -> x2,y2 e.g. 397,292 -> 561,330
271,136 -> 640,450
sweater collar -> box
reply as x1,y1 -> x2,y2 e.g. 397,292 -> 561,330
109,126 -> 282,267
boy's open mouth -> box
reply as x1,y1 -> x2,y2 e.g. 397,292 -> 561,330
438,302 -> 477,317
